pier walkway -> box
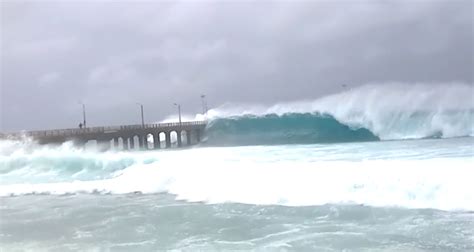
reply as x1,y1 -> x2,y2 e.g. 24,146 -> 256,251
0,121 -> 207,150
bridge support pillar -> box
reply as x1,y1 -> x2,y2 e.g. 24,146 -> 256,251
177,132 -> 182,147
129,137 -> 135,150
112,138 -> 118,150
144,135 -> 149,149
138,135 -> 144,150
153,134 -> 160,149
123,138 -> 129,150
196,130 -> 201,143
115,138 -> 120,150
165,132 -> 171,148
186,130 -> 191,146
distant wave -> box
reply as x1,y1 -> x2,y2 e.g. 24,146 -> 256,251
202,83 -> 474,145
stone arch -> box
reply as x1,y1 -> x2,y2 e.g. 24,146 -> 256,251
159,132 -> 166,148
109,138 -> 115,149
146,133 -> 154,149
132,135 -> 140,150
125,136 -> 132,150
124,137 -> 132,150
117,137 -> 125,150
170,131 -> 178,147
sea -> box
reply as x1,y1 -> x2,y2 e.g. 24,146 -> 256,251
1,84 -> 473,251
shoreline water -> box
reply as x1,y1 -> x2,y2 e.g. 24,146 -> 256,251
2,193 -> 473,251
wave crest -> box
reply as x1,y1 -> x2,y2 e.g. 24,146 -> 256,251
203,83 -> 474,143
204,113 -> 378,146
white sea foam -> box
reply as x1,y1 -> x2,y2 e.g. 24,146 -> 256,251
1,142 -> 473,211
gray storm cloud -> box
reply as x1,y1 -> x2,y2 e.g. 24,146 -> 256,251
1,0 -> 473,131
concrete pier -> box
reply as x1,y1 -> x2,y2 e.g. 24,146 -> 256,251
1,121 -> 207,151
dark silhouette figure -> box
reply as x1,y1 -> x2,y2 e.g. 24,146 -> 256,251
79,123 -> 83,129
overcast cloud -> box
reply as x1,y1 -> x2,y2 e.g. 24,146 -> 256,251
1,0 -> 473,131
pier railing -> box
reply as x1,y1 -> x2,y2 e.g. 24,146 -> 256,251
3,121 -> 207,138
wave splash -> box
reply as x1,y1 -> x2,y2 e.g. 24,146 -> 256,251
203,83 -> 473,144
1,135 -> 474,211
1,150 -> 473,211
0,140 -> 156,185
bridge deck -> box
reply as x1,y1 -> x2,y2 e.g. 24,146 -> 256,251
1,121 -> 207,138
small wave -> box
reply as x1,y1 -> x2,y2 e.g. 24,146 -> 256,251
0,140 -> 154,184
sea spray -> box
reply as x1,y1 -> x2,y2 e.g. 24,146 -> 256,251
202,83 -> 474,143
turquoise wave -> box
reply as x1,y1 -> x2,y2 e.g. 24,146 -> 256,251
203,113 -> 379,146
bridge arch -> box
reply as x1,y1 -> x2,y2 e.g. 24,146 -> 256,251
159,132 -> 166,148
117,137 -> 125,150
170,131 -> 178,148
129,135 -> 138,150
146,133 -> 154,149
123,136 -> 131,150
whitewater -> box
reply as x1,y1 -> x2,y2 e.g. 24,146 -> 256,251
1,83 -> 473,251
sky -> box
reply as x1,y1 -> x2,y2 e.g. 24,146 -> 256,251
1,0 -> 473,132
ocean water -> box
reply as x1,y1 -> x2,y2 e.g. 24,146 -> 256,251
1,83 -> 473,251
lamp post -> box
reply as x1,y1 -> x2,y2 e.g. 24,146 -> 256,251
174,103 -> 182,125
200,94 -> 208,115
136,103 -> 145,127
79,102 -> 86,128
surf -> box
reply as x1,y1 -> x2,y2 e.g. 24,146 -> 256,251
201,83 -> 474,145
1,142 -> 473,211
1,137 -> 473,211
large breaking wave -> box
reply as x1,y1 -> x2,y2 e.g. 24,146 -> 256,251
201,83 -> 473,145
204,113 -> 379,146
1,83 -> 474,211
